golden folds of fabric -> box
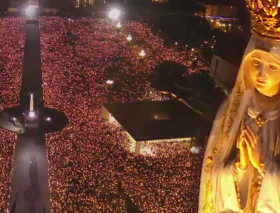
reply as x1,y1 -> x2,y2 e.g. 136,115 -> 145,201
247,0 -> 280,39
221,82 -> 243,141
202,181 -> 214,213
202,82 -> 244,212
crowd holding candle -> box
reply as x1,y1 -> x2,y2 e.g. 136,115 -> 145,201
39,17 -> 211,212
0,18 -> 25,212
0,15 -> 215,212
0,14 -> 219,212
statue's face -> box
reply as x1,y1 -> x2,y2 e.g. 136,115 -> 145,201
244,49 -> 280,97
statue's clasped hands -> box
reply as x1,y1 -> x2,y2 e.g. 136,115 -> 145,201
238,125 -> 262,170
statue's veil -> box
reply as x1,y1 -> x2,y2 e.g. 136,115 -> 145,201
198,34 -> 280,212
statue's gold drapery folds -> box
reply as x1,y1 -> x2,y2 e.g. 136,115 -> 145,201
199,35 -> 280,212
203,181 -> 214,213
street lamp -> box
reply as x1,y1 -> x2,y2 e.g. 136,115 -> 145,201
108,8 -> 121,21
28,111 -> 35,118
106,80 -> 114,85
126,35 -> 132,42
190,146 -> 200,154
25,5 -> 36,18
139,50 -> 146,58
116,22 -> 122,29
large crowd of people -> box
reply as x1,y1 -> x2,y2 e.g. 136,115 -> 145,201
40,17 -> 208,212
0,18 -> 25,212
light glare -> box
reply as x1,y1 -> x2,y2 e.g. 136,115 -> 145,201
25,6 -> 36,18
139,50 -> 146,58
126,35 -> 132,42
116,22 -> 122,29
106,80 -> 114,85
190,146 -> 200,154
108,8 -> 121,21
28,111 -> 35,118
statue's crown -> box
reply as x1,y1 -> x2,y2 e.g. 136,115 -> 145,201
247,0 -> 280,40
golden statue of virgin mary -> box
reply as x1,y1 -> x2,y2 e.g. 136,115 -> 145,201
199,1 -> 280,212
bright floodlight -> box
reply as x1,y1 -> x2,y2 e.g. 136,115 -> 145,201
25,5 -> 36,18
116,22 -> 122,29
190,146 -> 200,154
46,117 -> 51,121
139,50 -> 146,58
126,35 -> 132,42
106,80 -> 114,85
28,111 -> 35,118
108,8 -> 121,21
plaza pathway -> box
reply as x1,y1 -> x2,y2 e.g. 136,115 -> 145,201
9,20 -> 50,213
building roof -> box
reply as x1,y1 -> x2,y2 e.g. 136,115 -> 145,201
103,100 -> 211,141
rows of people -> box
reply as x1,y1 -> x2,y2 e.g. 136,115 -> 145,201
40,17 -> 206,212
0,18 -> 25,212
